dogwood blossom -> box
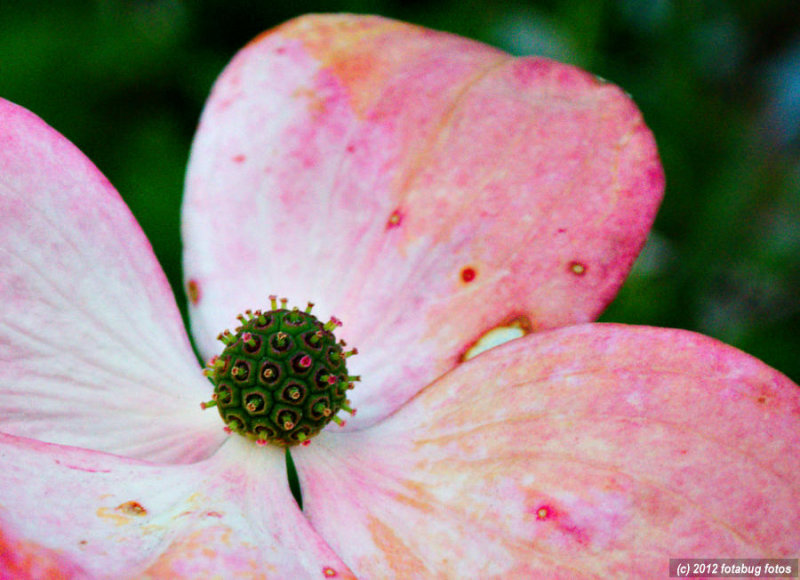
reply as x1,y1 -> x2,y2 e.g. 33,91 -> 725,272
1,14 -> 797,578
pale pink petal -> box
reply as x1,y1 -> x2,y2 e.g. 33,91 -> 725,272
183,14 -> 664,426
293,325 -> 800,577
0,433 -> 355,579
0,98 -> 222,462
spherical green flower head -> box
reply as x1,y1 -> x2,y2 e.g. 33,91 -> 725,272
201,297 -> 358,447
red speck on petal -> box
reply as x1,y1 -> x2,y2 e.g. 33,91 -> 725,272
346,144 -> 356,153
386,208 -> 403,229
205,511 -> 223,518
460,267 -> 477,283
532,503 -> 590,545
232,154 -> 246,163
54,460 -> 111,474
56,459 -> 111,473
323,566 -> 337,577
187,279 -> 201,305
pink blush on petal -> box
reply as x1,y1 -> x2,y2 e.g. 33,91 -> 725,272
0,524 -> 88,579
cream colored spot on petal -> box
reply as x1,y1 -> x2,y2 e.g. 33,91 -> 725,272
462,317 -> 530,361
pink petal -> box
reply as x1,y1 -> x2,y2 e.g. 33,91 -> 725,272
293,324 -> 800,577
0,98 -> 222,462
183,14 -> 664,426
0,433 -> 355,578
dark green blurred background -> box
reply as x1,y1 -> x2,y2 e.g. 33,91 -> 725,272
2,0 -> 798,382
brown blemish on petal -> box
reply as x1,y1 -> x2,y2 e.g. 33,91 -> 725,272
117,501 -> 147,517
323,566 -> 337,577
187,279 -> 201,305
386,208 -> 403,229
96,501 -> 147,526
569,261 -> 587,276
459,314 -> 534,363
460,266 -> 477,283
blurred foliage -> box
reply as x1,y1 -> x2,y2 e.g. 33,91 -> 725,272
1,0 -> 798,382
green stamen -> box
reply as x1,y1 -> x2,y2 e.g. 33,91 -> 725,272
201,297 -> 359,447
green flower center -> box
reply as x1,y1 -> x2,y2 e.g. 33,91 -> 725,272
201,296 -> 359,447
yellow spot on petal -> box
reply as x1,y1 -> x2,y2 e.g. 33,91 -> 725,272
96,507 -> 131,527
462,316 -> 531,361
569,261 -> 587,276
